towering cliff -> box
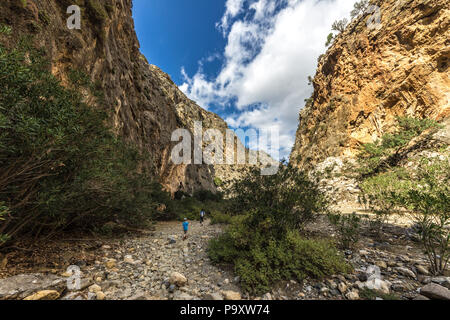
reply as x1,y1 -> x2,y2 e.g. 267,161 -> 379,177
290,0 -> 449,169
0,0 -> 270,194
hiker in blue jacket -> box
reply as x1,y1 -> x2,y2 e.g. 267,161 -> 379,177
182,218 -> 189,240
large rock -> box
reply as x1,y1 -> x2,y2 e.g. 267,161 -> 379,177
0,273 -> 66,300
169,272 -> 188,287
420,284 -> 450,300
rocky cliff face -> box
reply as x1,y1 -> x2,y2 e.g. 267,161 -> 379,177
290,0 -> 449,170
0,0 -> 268,194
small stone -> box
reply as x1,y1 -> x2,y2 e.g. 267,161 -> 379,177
262,293 -> 272,300
222,290 -> 241,300
105,259 -> 116,269
358,273 -> 368,282
413,295 -> 430,300
396,267 -> 416,279
375,261 -> 387,269
124,255 -> 135,264
416,265 -> 429,275
359,250 -> 369,256
345,290 -> 359,300
88,284 -> 102,293
169,272 -> 187,287
23,290 -> 60,300
96,291 -> 106,300
338,283 -> 347,294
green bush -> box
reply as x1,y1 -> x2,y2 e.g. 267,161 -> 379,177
193,189 -> 223,202
359,169 -> 412,235
0,202 -> 10,245
397,159 -> 449,275
328,212 -> 361,249
0,38 -> 170,245
227,162 -> 329,232
209,225 -> 349,294
209,165 -> 346,294
210,211 -> 233,225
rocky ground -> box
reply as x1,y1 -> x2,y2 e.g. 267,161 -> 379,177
1,215 -> 449,300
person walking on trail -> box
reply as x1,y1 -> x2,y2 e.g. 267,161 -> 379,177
200,209 -> 205,225
182,218 -> 189,240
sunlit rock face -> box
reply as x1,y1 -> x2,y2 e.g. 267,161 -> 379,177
290,0 -> 449,170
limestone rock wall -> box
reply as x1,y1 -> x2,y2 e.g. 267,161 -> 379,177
290,0 -> 449,169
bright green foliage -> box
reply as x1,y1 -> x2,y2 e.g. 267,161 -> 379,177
208,164 -> 348,294
213,177 -> 223,187
0,24 -> 12,35
325,33 -> 334,47
328,212 -> 361,249
0,39 -> 170,244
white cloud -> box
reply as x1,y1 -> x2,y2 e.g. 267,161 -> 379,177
180,0 -> 357,159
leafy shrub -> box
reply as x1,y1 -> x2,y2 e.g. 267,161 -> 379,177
0,38 -> 170,245
359,287 -> 400,300
358,116 -> 448,274
0,202 -> 10,245
350,0 -> 369,19
328,212 -> 361,249
210,211 -> 233,225
214,177 -> 223,187
397,159 -> 449,275
193,189 -> 223,202
209,226 -> 349,294
325,33 -> 334,47
332,19 -> 348,33
359,169 -> 412,235
227,162 -> 329,232
209,165 -> 347,294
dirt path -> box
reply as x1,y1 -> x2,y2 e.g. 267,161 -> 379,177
59,219 -> 242,300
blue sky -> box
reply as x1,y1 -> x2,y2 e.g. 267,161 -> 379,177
133,0 -> 356,159
133,0 -> 226,85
